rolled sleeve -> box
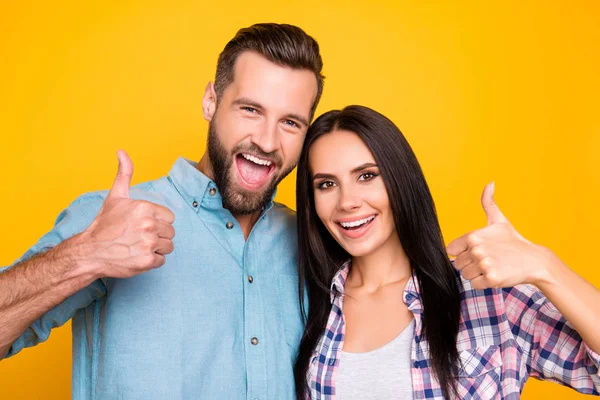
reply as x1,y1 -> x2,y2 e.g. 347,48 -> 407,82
1,192 -> 107,358
503,284 -> 600,394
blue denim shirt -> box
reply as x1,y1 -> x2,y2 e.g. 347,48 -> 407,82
1,158 -> 303,399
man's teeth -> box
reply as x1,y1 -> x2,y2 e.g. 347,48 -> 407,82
340,215 -> 375,228
242,153 -> 272,166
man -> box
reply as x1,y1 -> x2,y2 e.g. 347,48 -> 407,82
0,23 -> 324,399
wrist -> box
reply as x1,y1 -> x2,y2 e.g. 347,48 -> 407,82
58,232 -> 105,284
527,245 -> 565,289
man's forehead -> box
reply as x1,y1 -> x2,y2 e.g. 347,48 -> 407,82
232,51 -> 274,76
227,51 -> 317,115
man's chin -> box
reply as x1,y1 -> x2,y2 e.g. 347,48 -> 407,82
223,184 -> 276,215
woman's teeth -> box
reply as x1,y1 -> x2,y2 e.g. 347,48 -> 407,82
339,215 -> 375,228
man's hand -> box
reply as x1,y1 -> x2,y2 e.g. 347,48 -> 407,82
0,151 -> 177,359
447,182 -> 554,289
78,150 -> 175,278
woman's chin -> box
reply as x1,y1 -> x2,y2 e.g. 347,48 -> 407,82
342,243 -> 375,259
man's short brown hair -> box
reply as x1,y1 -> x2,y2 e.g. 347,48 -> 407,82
215,23 -> 324,121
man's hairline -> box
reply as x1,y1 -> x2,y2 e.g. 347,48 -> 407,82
215,50 -> 320,118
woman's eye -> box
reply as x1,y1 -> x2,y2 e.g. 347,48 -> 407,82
317,181 -> 335,189
359,172 -> 378,181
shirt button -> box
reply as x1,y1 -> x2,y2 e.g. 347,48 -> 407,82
209,187 -> 217,196
226,221 -> 234,229
192,201 -> 198,208
251,337 -> 259,345
248,275 -> 254,283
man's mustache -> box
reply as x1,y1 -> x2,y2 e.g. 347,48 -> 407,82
231,143 -> 282,167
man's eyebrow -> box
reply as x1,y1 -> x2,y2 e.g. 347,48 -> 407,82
231,98 -> 264,110
231,98 -> 309,128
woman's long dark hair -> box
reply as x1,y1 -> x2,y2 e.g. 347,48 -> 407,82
294,105 -> 461,399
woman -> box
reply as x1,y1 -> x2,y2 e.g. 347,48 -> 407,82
294,105 -> 600,399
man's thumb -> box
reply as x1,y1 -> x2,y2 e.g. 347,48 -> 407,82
107,150 -> 133,199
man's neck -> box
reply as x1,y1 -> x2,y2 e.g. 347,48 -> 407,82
196,153 -> 212,180
232,211 -> 262,240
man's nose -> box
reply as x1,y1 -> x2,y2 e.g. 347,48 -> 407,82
252,119 -> 280,155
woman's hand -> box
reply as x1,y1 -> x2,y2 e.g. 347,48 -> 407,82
447,182 -> 561,289
447,182 -> 600,354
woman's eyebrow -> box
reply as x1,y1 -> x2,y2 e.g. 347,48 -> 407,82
311,163 -> 378,181
312,172 -> 336,181
350,163 -> 378,174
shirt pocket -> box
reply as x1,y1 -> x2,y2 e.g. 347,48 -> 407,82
276,273 -> 305,348
455,345 -> 503,400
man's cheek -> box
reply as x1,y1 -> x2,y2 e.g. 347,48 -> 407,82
284,137 -> 304,163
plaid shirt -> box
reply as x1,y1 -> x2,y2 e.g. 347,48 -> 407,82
306,261 -> 600,399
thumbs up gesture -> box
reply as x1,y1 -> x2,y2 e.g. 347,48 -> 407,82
447,183 -> 553,290
78,151 -> 176,279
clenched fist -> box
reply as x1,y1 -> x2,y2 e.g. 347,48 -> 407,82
77,150 -> 176,278
447,182 -> 556,290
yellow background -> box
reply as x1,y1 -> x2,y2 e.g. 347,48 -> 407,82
1,0 -> 599,398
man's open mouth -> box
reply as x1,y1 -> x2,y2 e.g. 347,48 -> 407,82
234,152 -> 277,190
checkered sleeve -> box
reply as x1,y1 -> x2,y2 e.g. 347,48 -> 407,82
503,284 -> 600,394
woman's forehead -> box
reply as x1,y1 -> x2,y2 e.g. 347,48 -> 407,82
309,130 -> 376,173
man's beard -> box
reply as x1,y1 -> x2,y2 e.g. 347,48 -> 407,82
207,121 -> 295,215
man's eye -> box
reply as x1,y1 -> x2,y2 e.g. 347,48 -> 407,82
284,119 -> 299,128
242,107 -> 257,113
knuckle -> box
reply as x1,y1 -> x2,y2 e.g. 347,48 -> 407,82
485,272 -> 499,287
471,244 -> 486,259
466,233 -> 481,247
136,201 -> 153,215
140,240 -> 155,253
139,217 -> 155,232
479,256 -> 493,271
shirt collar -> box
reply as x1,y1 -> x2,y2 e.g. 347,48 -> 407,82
329,259 -> 422,306
168,157 -> 276,212
168,157 -> 214,209
330,260 -> 351,304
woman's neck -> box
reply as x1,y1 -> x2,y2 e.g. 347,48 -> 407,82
348,234 -> 411,292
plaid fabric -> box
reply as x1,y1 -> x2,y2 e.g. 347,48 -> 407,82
306,261 -> 600,399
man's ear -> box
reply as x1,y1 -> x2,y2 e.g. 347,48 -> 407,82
202,81 -> 217,121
